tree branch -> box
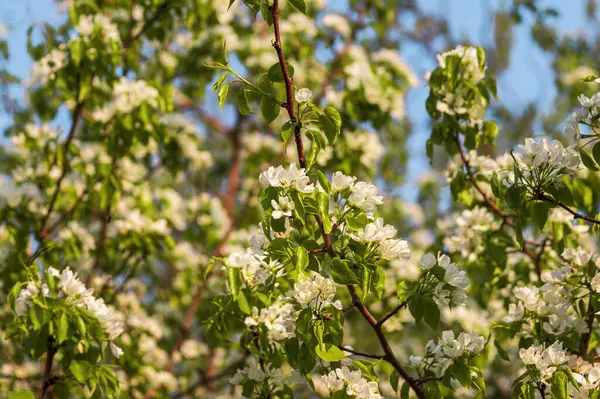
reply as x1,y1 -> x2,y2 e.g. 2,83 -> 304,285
268,3 -> 424,397
41,186 -> 88,237
580,290 -> 596,357
269,0 -> 305,168
454,135 -> 538,260
538,194 -> 600,226
39,337 -> 57,399
39,101 -> 84,238
337,346 -> 385,360
377,300 -> 408,327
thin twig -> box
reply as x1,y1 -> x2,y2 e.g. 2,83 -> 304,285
538,194 -> 600,226
39,101 -> 84,238
269,0 -> 305,168
39,338 -> 57,399
377,300 -> 408,327
337,346 -> 385,360
42,187 -> 89,237
454,135 -> 538,259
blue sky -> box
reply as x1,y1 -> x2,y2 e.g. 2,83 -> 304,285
0,0 -> 591,201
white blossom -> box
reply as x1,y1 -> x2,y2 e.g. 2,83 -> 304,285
271,195 -> 295,219
294,88 -> 312,103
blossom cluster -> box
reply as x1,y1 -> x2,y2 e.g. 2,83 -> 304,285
519,341 -> 568,381
14,267 -> 124,357
514,138 -> 579,190
429,45 -> 487,128
244,300 -> 296,344
418,253 -> 470,306
438,206 -> 499,262
288,273 -> 342,311
75,14 -> 121,43
320,366 -> 382,399
259,163 -> 315,193
92,77 -> 160,123
501,247 -> 600,338
410,330 -> 486,375
350,218 -> 411,261
565,89 -> 600,143
230,358 -> 289,393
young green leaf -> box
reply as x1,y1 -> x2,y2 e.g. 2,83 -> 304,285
260,96 -> 281,123
330,258 -> 359,285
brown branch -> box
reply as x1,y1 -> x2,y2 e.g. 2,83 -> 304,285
223,115 -> 247,217
39,101 -> 84,238
415,375 -> 443,385
269,0 -> 305,168
41,187 -> 88,237
171,356 -> 249,398
337,346 -> 385,360
377,300 -> 408,327
538,194 -> 600,226
39,338 -> 57,399
308,247 -> 328,254
580,290 -> 596,357
347,286 -> 425,398
268,3 -> 424,397
454,135 -> 538,259
89,204 -> 111,282
534,239 -> 548,281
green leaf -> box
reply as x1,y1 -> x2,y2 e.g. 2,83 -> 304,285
8,392 -> 36,399
390,370 -> 400,393
550,370 -> 568,399
236,290 -> 252,315
423,298 -> 440,329
505,184 -> 522,210
449,361 -> 471,387
593,142 -> 600,167
315,170 -> 331,194
494,339 -> 510,361
345,212 -> 368,230
281,121 -> 293,148
476,46 -> 486,70
212,71 -> 228,91
315,344 -> 345,362
217,83 -> 229,111
226,267 -> 242,296
400,382 -> 410,399
583,75 -> 598,82
267,62 -> 294,82
482,120 -> 498,145
295,246 -> 309,270
396,281 -> 413,302
530,201 -> 550,230
353,360 -> 379,381
260,96 -> 281,124
486,76 -> 498,99
557,184 -> 574,207
69,39 -> 83,66
330,258 -> 359,285
69,360 -> 92,384
56,312 -> 69,344
319,106 -> 341,144
408,296 -> 425,323
237,89 -> 253,115
242,380 -> 255,397
287,0 -> 307,15
316,192 -> 332,233
580,149 -> 600,171
306,137 -> 321,170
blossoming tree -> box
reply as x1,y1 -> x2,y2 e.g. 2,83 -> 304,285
2,0 -> 600,398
